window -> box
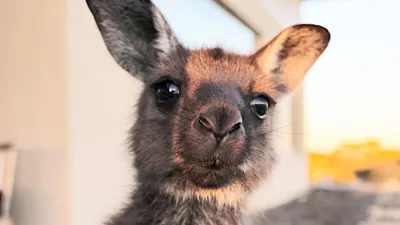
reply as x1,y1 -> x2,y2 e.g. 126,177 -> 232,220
153,0 -> 255,54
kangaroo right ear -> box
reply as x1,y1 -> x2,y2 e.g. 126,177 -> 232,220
86,0 -> 180,81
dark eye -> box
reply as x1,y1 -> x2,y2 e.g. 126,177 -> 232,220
250,96 -> 269,119
155,80 -> 180,103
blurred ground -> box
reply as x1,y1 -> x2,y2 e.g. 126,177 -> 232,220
257,187 -> 400,225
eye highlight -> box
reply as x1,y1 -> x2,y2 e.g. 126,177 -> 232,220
155,80 -> 180,104
250,96 -> 269,119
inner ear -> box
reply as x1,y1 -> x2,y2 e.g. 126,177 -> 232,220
254,24 -> 330,95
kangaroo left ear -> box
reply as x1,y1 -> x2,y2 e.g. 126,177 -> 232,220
254,24 -> 330,96
86,0 -> 180,82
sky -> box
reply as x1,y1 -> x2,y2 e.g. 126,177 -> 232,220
300,0 -> 400,152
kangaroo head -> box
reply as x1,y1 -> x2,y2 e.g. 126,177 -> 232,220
86,0 -> 330,207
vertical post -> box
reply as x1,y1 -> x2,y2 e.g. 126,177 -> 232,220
255,34 -> 295,154
0,142 -> 17,224
292,86 -> 305,154
256,34 -> 305,155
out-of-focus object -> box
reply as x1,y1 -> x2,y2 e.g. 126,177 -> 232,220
309,140 -> 400,185
260,187 -> 400,225
354,160 -> 400,193
0,142 -> 17,225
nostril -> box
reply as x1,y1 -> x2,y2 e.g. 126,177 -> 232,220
195,109 -> 243,140
228,122 -> 242,135
198,116 -> 212,130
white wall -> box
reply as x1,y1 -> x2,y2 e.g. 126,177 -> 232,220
259,0 -> 300,28
0,0 -> 68,224
67,1 -> 138,224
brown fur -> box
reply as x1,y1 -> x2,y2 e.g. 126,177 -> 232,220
184,50 -> 281,99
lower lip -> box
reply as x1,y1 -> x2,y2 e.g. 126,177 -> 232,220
189,166 -> 235,189
199,159 -> 223,169
193,163 -> 240,177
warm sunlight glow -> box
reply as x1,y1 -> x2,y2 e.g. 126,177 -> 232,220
301,0 -> 400,153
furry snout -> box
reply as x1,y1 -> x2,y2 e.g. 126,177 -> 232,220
194,105 -> 243,141
179,103 -> 246,166
172,101 -> 248,188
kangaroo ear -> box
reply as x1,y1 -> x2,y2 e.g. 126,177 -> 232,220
254,24 -> 330,97
86,0 -> 180,81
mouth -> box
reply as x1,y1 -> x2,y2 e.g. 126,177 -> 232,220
175,142 -> 248,189
185,159 -> 244,189
198,157 -> 225,170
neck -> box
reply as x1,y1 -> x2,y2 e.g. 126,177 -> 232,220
107,184 -> 246,225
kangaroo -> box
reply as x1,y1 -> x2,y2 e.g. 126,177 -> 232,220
85,0 -> 330,224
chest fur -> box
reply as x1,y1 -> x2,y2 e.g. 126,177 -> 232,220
112,194 -> 249,225
151,203 -> 245,225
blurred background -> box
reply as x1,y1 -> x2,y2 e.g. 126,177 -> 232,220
0,0 -> 399,225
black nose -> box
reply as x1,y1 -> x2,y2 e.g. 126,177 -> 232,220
354,169 -> 372,181
195,106 -> 243,142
